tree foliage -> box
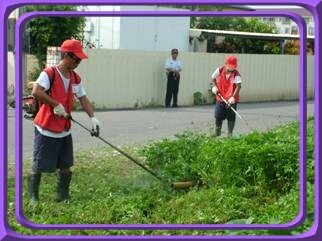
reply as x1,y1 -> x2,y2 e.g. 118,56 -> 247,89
175,5 -> 280,54
284,40 -> 300,55
25,6 -> 85,68
195,17 -> 280,54
284,40 -> 314,55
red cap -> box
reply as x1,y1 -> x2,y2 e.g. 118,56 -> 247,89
225,55 -> 237,69
60,39 -> 88,59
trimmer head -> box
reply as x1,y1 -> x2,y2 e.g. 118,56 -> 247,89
171,181 -> 194,190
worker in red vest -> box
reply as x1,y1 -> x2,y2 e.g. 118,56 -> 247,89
29,39 -> 101,204
210,55 -> 242,137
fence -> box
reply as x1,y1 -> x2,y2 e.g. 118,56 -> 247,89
8,50 -> 314,108
75,49 -> 314,109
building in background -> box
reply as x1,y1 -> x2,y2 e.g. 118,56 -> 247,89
251,7 -> 314,36
189,6 -> 314,54
81,6 -> 190,52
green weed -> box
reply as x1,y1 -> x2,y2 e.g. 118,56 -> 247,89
7,117 -> 315,236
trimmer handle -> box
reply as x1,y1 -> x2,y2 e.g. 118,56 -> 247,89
91,126 -> 100,137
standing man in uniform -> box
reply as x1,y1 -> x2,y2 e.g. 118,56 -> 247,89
28,39 -> 101,204
211,55 -> 242,137
164,48 -> 182,108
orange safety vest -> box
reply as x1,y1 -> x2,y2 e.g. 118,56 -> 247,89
215,66 -> 240,103
34,67 -> 81,133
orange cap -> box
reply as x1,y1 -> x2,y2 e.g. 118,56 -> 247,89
60,39 -> 88,59
225,55 -> 237,69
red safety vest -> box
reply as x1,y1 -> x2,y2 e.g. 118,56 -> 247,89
215,66 -> 240,103
34,67 -> 81,133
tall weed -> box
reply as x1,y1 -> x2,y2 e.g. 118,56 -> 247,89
142,117 -> 314,192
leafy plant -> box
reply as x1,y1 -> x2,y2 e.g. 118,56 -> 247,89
142,118 -> 314,193
7,117 -> 314,236
193,91 -> 205,105
25,6 -> 85,68
196,16 -> 280,54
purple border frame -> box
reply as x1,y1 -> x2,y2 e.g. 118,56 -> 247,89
0,0 -> 320,240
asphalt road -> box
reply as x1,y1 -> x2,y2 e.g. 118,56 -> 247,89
7,100 -> 314,161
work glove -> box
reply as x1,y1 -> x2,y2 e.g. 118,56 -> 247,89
90,117 -> 101,137
212,86 -> 219,95
228,96 -> 235,105
53,103 -> 68,118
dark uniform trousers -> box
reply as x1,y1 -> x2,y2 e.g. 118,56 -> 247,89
165,72 -> 180,107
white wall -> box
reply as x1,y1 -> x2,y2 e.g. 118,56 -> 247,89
83,6 -> 121,48
75,49 -> 314,109
83,6 -> 190,51
119,6 -> 190,51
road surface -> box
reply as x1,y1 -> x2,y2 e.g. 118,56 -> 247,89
7,100 -> 314,161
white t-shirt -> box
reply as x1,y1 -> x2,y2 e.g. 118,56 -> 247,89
35,67 -> 86,138
165,58 -> 182,72
211,67 -> 242,84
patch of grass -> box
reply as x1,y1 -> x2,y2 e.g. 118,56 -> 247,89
7,117 -> 315,236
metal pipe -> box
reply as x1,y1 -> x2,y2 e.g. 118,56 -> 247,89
70,116 -> 162,182
70,116 -> 194,190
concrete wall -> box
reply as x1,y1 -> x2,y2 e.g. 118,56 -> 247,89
83,6 -> 190,51
75,49 -> 314,109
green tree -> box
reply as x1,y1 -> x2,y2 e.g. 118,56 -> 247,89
195,17 -> 280,54
173,5 -> 280,54
25,6 -> 85,68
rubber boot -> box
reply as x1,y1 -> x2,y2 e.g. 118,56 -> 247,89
28,173 -> 41,205
214,119 -> 223,137
56,171 -> 72,202
228,120 -> 235,138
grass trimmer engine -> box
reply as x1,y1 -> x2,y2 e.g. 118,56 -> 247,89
22,95 -> 39,119
8,81 -> 39,120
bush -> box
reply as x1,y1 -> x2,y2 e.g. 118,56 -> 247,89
8,118 -> 314,234
142,117 -> 314,192
193,91 -> 205,105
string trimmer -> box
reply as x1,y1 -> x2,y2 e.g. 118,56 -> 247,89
70,116 -> 193,190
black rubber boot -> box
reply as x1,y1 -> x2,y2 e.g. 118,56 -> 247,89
56,171 -> 72,202
214,119 -> 223,137
228,120 -> 235,138
28,173 -> 41,205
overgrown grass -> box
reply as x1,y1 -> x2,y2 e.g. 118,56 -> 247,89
7,117 -> 315,236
